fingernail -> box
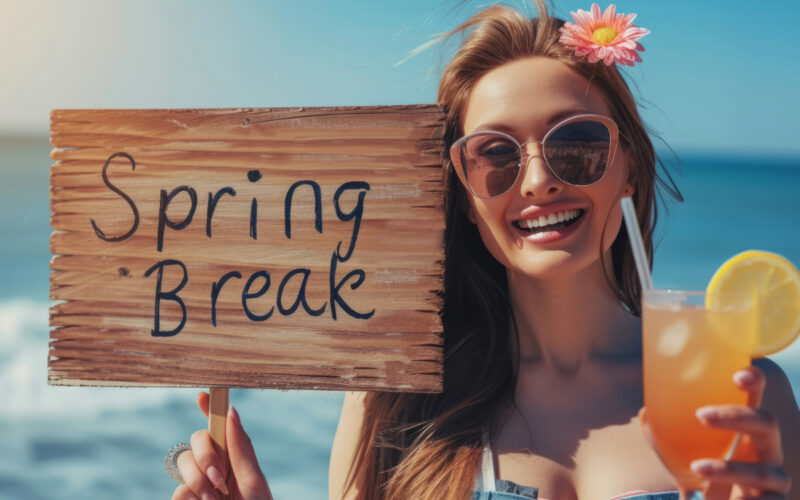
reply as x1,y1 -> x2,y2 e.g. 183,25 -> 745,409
695,407 -> 718,422
690,459 -> 717,474
733,369 -> 755,386
206,465 -> 229,495
229,405 -> 240,426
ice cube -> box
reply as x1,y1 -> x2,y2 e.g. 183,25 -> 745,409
657,321 -> 690,357
680,354 -> 706,382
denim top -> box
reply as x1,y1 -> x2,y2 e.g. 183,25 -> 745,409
471,429 -> 679,500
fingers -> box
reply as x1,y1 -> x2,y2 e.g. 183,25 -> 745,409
695,404 -> 781,458
172,484 -> 200,500
733,365 -> 766,409
197,391 -> 210,419
175,449 -> 223,500
189,430 -> 230,495
690,459 -> 791,496
227,406 -> 273,500
696,366 -> 783,464
696,405 -> 776,435
180,397 -> 272,499
690,364 -> 791,498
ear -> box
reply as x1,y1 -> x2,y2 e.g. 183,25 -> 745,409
622,183 -> 634,197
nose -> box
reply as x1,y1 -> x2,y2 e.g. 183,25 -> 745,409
517,142 -> 563,198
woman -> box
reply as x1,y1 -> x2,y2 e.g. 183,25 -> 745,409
168,3 -> 800,499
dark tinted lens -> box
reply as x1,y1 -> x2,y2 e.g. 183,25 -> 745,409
461,132 -> 521,197
545,120 -> 610,185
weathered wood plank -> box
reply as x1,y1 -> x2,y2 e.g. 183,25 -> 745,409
49,105 -> 446,392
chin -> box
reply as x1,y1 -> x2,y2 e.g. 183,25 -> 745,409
507,250 -> 599,280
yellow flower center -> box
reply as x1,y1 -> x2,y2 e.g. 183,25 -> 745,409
591,27 -> 618,45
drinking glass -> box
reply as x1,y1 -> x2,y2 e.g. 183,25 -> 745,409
642,289 -> 754,496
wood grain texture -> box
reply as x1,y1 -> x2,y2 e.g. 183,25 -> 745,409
49,105 -> 446,392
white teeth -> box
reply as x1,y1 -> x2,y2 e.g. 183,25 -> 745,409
517,209 -> 582,230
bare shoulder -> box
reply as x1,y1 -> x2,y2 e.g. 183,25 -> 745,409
752,357 -> 800,482
329,391 -> 369,500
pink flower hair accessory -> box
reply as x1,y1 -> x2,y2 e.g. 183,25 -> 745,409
559,3 -> 650,67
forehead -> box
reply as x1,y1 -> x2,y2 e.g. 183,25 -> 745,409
462,56 -> 612,134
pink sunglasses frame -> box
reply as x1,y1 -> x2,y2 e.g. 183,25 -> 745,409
449,113 -> 620,198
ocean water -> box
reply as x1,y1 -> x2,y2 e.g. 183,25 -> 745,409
1,136 -> 798,499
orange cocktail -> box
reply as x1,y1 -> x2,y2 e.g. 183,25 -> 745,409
642,289 -> 753,490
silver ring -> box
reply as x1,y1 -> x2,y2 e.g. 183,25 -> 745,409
164,442 -> 192,483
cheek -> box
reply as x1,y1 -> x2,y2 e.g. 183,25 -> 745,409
469,199 -> 515,264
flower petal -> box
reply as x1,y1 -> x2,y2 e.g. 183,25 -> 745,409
605,48 -> 619,65
622,26 -> 650,39
559,23 -> 575,36
621,12 -> 637,28
574,9 -> 595,28
602,4 -> 617,25
616,39 -> 637,50
591,4 -> 602,20
618,48 -> 636,61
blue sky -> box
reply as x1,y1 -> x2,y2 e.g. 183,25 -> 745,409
1,0 -> 798,156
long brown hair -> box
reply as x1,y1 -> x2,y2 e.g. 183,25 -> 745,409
345,3 -> 681,499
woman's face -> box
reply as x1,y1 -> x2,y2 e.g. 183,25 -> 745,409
460,56 -> 633,280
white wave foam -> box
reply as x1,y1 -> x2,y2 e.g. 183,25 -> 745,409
2,297 -> 798,418
0,298 -> 192,417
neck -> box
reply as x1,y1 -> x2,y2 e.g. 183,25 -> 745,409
507,255 -> 641,378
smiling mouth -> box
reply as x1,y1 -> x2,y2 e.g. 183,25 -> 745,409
512,209 -> 585,234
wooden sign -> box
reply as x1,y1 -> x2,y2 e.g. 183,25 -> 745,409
49,105 -> 445,392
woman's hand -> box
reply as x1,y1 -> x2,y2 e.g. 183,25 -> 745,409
640,365 -> 793,500
171,392 -> 273,500
690,365 -> 791,499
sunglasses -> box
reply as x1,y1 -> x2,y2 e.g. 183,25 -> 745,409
449,114 -> 619,198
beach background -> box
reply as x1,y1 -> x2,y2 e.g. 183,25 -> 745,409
1,1 -> 798,499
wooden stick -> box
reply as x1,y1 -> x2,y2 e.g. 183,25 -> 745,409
209,387 -> 233,499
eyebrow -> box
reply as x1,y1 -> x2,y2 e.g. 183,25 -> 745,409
472,108 -> 592,135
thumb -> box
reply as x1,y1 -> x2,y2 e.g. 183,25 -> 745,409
197,391 -> 210,419
226,406 -> 273,500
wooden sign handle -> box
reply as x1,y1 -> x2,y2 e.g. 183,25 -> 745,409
209,387 -> 234,499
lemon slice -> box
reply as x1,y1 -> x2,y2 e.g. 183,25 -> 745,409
706,250 -> 800,356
